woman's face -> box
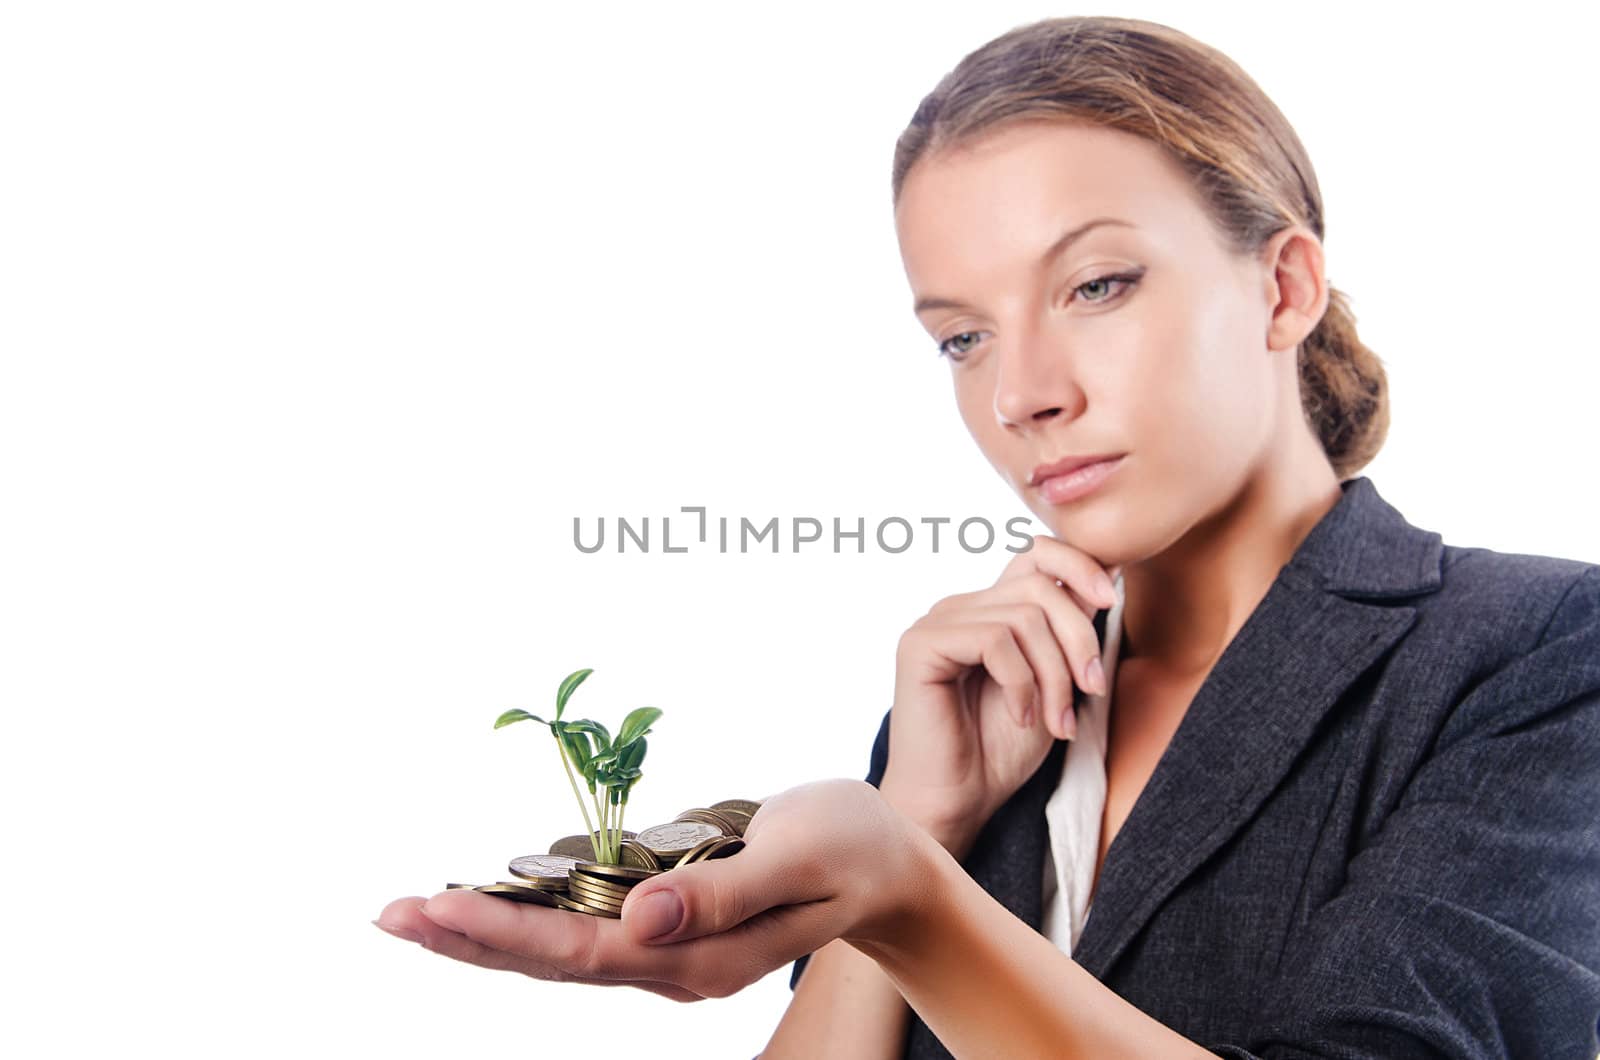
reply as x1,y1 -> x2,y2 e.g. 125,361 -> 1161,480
894,119 -> 1301,568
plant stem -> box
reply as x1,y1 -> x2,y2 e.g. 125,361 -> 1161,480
589,786 -> 609,862
608,795 -> 619,861
609,795 -> 619,861
554,733 -> 600,862
608,795 -> 618,862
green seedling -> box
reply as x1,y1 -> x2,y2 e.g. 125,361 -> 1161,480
493,667 -> 662,865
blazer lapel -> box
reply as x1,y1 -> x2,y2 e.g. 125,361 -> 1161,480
1056,476 -> 1444,979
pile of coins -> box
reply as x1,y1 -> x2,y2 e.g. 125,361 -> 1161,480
446,798 -> 762,919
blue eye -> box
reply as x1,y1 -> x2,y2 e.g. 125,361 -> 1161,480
935,270 -> 1143,363
1074,271 -> 1140,304
937,330 -> 986,360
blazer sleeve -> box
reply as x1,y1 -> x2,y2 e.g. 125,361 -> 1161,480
1210,566 -> 1600,1060
787,704 -> 894,992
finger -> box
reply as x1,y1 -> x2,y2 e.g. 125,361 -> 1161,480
377,896 -> 683,992
627,894 -> 851,999
998,534 -> 1118,610
1016,570 -> 1110,703
895,617 -> 1036,724
408,916 -> 702,1001
418,887 -> 720,988
620,830 -> 831,946
678,896 -> 853,998
956,602 -> 1076,739
947,618 -> 1036,726
973,571 -> 1111,708
420,886 -> 838,1002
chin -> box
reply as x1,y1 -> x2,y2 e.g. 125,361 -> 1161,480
1035,501 -> 1152,572
1034,505 -> 1108,556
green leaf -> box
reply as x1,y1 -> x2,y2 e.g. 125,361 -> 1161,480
617,736 -> 647,772
493,708 -> 543,729
616,706 -> 662,748
561,718 -> 611,750
555,668 -> 594,721
560,730 -> 593,773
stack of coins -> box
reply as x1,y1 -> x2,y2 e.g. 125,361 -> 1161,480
447,798 -> 763,918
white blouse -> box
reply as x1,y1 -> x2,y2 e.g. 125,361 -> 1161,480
1039,572 -> 1126,955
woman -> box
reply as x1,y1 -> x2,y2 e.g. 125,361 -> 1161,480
375,16 -> 1600,1057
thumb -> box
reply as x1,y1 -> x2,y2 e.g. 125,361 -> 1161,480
619,842 -> 814,946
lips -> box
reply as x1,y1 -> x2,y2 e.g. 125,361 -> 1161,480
1028,453 -> 1125,488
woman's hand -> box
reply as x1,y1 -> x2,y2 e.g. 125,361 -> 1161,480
880,536 -> 1120,853
373,779 -> 938,1002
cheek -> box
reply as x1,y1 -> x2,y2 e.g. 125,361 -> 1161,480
953,378 -> 995,445
1128,293 -> 1270,451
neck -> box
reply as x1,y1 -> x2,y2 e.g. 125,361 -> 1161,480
1118,444 -> 1341,678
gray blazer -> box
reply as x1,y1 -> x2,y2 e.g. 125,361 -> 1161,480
787,476 -> 1600,1059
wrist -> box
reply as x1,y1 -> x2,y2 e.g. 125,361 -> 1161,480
876,779 -> 982,860
842,812 -> 956,958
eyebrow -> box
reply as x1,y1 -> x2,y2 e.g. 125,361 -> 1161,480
912,216 -> 1137,316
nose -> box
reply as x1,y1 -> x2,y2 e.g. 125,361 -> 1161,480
992,317 -> 1084,430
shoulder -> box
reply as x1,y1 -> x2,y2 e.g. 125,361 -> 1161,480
1411,544 -> 1600,753
1415,540 -> 1600,657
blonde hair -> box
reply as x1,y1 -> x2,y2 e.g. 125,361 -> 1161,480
892,16 -> 1387,479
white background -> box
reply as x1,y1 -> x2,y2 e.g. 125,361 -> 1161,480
2,2 -> 1595,1056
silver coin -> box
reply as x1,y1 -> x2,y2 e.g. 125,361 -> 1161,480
508,853 -> 580,886
636,820 -> 724,855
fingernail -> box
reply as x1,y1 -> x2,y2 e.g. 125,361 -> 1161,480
373,919 -> 423,944
1087,657 -> 1106,696
630,889 -> 683,942
1063,706 -> 1078,740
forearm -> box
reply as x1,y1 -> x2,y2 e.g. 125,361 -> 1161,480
761,793 -> 975,1060
760,937 -> 911,1059
850,833 -> 1215,1060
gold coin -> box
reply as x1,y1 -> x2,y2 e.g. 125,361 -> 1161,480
572,890 -> 627,915
574,860 -> 659,883
702,837 -> 746,861
636,820 -> 724,858
548,831 -> 637,860
618,840 -> 662,871
444,882 -> 477,890
675,834 -> 728,866
711,798 -> 763,818
680,836 -> 746,865
474,882 -> 561,907
567,877 -> 631,903
508,853 -> 579,887
675,807 -> 741,835
566,878 -> 631,907
713,808 -> 753,836
550,892 -> 607,916
555,890 -> 622,918
567,868 -> 636,894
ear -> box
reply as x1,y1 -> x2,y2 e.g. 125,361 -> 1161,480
1258,225 -> 1329,354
